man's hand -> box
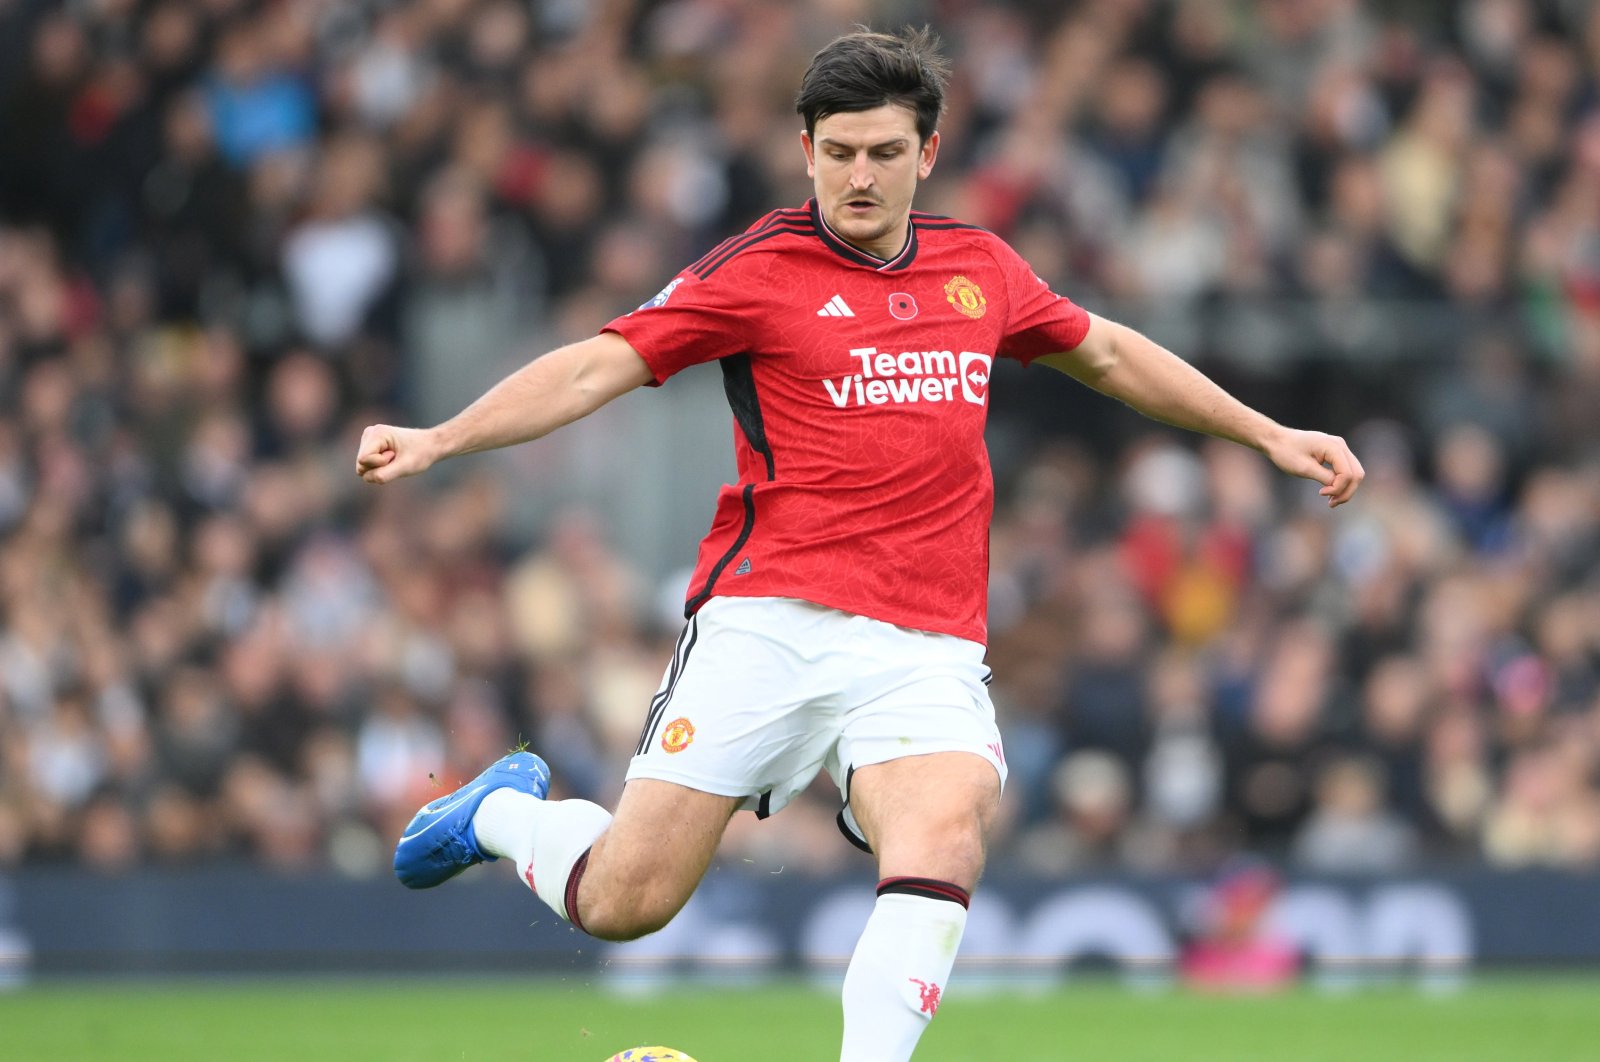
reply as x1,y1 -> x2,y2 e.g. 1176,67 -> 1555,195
1261,427 -> 1365,508
355,424 -> 442,484
353,334 -> 652,486
1042,320 -> 1365,510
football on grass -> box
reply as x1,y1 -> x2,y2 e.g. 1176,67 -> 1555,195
606,1049 -> 699,1062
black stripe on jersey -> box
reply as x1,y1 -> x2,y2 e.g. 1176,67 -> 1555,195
686,210 -> 810,275
686,484 -> 756,615
635,614 -> 699,756
909,211 -> 986,231
761,207 -> 812,227
750,206 -> 811,229
692,224 -> 812,279
719,353 -> 774,480
687,234 -> 747,277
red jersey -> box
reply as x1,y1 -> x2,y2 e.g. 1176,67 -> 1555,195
602,200 -> 1091,644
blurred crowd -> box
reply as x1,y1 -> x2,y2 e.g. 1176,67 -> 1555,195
0,0 -> 1598,879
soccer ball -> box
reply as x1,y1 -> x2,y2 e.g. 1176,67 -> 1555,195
605,1049 -> 699,1062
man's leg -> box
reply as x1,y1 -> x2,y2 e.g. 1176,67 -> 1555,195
837,751 -> 1000,1062
475,777 -> 739,941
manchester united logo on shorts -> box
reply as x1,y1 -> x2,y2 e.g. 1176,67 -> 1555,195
661,717 -> 696,754
943,275 -> 986,319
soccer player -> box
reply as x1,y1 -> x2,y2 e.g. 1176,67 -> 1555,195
357,28 -> 1363,1062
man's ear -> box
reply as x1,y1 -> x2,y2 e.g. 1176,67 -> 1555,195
801,130 -> 816,178
918,130 -> 940,180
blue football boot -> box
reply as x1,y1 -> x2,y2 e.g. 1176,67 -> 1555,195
393,750 -> 550,889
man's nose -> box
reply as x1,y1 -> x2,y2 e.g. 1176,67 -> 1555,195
849,153 -> 874,188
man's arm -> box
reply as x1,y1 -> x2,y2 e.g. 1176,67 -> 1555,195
1037,313 -> 1365,507
355,330 -> 655,484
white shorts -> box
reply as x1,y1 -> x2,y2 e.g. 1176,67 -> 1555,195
625,596 -> 1007,850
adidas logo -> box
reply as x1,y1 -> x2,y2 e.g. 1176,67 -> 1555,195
816,294 -> 855,318
734,557 -> 752,575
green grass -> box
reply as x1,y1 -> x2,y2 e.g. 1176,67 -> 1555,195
3,976 -> 1598,1061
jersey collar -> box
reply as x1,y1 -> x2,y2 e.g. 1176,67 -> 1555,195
808,198 -> 919,272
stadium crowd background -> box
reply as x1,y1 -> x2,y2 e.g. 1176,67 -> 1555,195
0,0 -> 1597,882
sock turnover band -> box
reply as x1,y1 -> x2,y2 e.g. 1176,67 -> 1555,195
876,876 -> 970,908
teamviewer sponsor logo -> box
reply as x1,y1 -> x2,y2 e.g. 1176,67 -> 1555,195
823,347 -> 992,408
959,351 -> 992,404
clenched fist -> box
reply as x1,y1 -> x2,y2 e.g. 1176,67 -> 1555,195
355,424 -> 443,484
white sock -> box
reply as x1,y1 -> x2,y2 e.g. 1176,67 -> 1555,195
840,889 -> 968,1062
473,790 -> 611,926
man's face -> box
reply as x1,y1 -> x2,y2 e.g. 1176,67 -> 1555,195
802,104 -> 938,260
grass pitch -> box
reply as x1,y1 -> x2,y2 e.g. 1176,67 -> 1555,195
3,976 -> 1598,1061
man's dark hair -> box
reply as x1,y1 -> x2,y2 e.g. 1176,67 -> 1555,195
795,27 -> 950,143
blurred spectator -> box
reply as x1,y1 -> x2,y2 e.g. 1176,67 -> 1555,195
1014,751 -> 1138,875
1138,648 -> 1227,868
1224,619 -> 1339,851
1291,754 -> 1418,872
1431,422 -> 1513,553
1180,862 -> 1299,992
1423,708 -> 1496,856
203,14 -> 316,170
1483,740 -> 1600,867
280,134 -> 399,349
1355,654 -> 1432,827
401,167 -> 544,426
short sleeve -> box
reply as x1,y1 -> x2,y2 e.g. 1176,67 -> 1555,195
601,263 -> 758,385
993,240 -> 1091,367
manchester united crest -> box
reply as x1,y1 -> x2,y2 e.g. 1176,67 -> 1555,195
943,275 -> 986,319
661,717 -> 696,754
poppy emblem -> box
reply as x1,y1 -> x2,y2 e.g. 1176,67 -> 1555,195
943,275 -> 986,319
661,717 -> 696,754
889,292 -> 919,320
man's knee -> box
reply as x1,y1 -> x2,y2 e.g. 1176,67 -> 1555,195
852,752 -> 1001,890
882,809 -> 989,885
